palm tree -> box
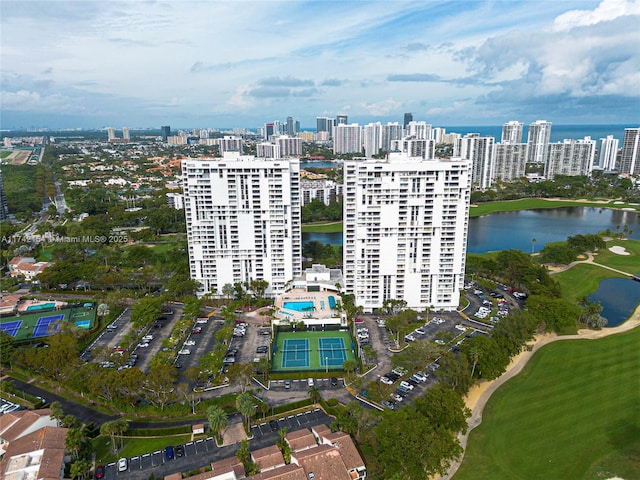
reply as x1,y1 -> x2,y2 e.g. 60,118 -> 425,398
236,392 -> 256,430
308,385 -> 321,404
207,405 -> 228,442
531,238 -> 537,254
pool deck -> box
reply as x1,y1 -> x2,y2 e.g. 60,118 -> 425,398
17,299 -> 67,313
274,288 -> 339,322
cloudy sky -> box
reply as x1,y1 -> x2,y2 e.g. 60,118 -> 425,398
2,0 -> 639,129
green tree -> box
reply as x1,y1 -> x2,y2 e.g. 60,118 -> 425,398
236,439 -> 259,475
0,331 -> 16,366
308,385 -> 321,404
414,384 -> 470,434
207,405 -> 228,441
235,391 -> 256,430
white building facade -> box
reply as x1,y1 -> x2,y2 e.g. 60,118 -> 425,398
454,134 -> 495,189
544,138 -> 596,179
182,154 -> 302,298
619,128 -> 640,175
343,153 -> 471,313
598,135 -> 619,171
501,121 -> 523,144
526,120 -> 552,164
333,124 -> 362,154
493,143 -> 527,183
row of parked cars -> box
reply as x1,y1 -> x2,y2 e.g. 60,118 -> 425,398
380,367 -> 431,409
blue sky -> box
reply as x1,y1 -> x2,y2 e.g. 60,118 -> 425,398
1,0 -> 639,129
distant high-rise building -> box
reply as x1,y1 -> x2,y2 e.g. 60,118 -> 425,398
390,138 -> 436,159
0,169 -> 9,221
182,154 -> 301,297
381,123 -> 403,152
363,123 -> 382,157
455,134 -> 495,189
343,153 -> 471,313
161,126 -> 171,142
256,142 -> 281,158
403,113 -> 413,129
493,143 -> 527,183
501,121 -> 523,144
107,127 -> 116,141
285,116 -> 297,136
544,137 -> 596,179
598,135 -> 619,171
122,127 -> 130,141
406,121 -> 432,140
619,128 -> 640,175
277,136 -> 302,157
336,114 -> 348,125
526,120 -> 552,163
316,117 -> 335,139
333,124 -> 362,154
218,135 -> 243,154
264,123 -> 276,139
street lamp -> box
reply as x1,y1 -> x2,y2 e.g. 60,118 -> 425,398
325,357 -> 328,374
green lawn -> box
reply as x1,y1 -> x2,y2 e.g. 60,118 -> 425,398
453,327 -> 640,480
0,151 -> 12,159
552,239 -> 640,303
301,221 -> 343,233
93,434 -> 193,464
469,198 -> 640,217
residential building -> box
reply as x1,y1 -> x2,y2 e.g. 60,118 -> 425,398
598,135 -> 619,171
390,137 -> 436,160
493,143 -> 527,183
454,134 -> 495,189
343,152 -> 471,313
363,122 -> 382,157
122,127 -> 130,141
300,179 -> 343,206
8,257 -> 51,281
166,192 -> 184,210
218,135 -> 243,155
277,135 -> 302,157
544,137 -> 596,179
501,121 -> 523,144
381,122 -> 403,152
336,114 -> 348,125
316,117 -> 335,139
256,142 -> 281,159
333,124 -> 362,154
182,153 -> 302,298
406,121 -> 432,140
107,127 -> 116,141
619,128 -> 640,175
526,120 -> 552,163
0,409 -> 68,480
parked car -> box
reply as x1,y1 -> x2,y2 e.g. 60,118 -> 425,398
192,327 -> 202,334
307,378 -> 314,387
117,458 -> 128,472
269,420 -> 279,431
404,334 -> 416,342
414,328 -> 425,335
256,345 -> 268,353
284,380 -> 291,389
178,349 -> 191,355
165,445 -> 174,460
185,340 -> 196,346
380,376 -> 394,385
94,464 -> 105,479
331,377 -> 338,387
175,445 -> 185,457
400,380 -> 415,390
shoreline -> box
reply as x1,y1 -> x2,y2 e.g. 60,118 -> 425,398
439,303 -> 640,480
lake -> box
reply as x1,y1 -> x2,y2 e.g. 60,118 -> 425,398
302,207 -> 640,252
588,277 -> 640,327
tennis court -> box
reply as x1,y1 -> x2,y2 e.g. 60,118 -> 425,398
0,303 -> 97,341
272,330 -> 356,372
33,314 -> 65,337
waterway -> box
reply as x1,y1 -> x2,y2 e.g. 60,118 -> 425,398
302,207 -> 640,252
588,277 -> 640,327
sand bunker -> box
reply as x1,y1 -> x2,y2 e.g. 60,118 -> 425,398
608,246 -> 630,255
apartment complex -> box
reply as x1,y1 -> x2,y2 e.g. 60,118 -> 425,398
182,153 -> 302,297
454,134 -> 495,189
493,143 -> 527,183
343,153 -> 471,313
544,138 -> 596,179
526,120 -> 552,164
619,127 -> 640,175
598,135 -> 619,171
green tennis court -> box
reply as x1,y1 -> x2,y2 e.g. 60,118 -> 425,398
272,330 -> 356,372
0,303 -> 97,341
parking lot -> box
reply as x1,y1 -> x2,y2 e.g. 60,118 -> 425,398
99,409 -> 332,479
0,398 -> 26,415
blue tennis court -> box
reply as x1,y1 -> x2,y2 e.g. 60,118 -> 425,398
0,320 -> 22,337
33,314 -> 65,338
281,338 -> 310,368
318,337 -> 347,367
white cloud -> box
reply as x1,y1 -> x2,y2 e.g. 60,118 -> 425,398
553,0 -> 640,31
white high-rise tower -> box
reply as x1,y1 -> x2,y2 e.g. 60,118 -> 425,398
619,128 -> 640,175
343,153 -> 471,313
501,121 -> 523,144
182,154 -> 302,297
526,120 -> 552,163
598,135 -> 619,171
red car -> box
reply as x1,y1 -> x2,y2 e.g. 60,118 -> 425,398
94,464 -> 105,479
191,327 -> 202,334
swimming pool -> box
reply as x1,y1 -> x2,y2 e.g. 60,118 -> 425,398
26,303 -> 56,311
282,301 -> 315,312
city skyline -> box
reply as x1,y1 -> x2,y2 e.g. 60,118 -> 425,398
2,0 -> 639,129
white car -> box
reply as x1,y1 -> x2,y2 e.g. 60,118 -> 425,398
380,376 -> 394,385
118,458 -> 128,472
455,324 -> 466,331
137,342 -> 149,348
179,349 -> 191,355
196,318 -> 208,324
399,381 -> 415,390
414,328 -> 425,335
404,334 -> 416,342
185,340 -> 196,346
391,394 -> 403,402
142,335 -> 153,341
